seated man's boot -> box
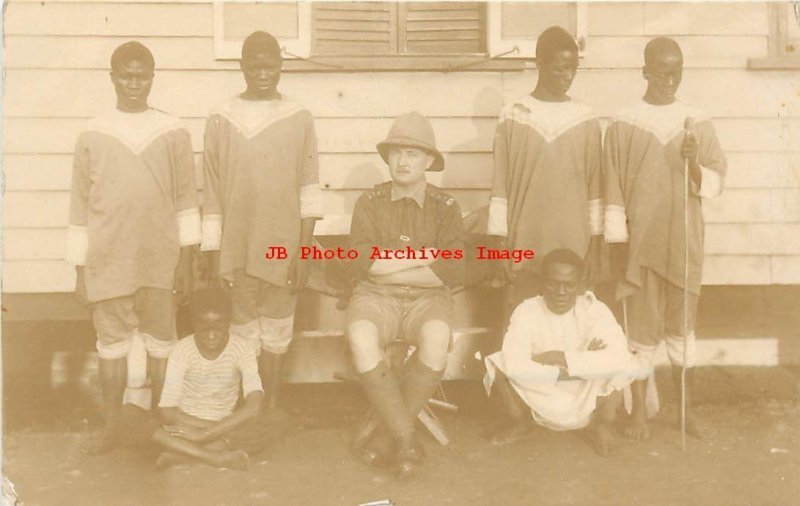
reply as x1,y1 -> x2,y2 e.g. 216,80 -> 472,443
394,432 -> 425,479
358,430 -> 394,468
357,362 -> 416,466
400,355 -> 445,420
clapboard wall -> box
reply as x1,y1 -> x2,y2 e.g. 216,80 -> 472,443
3,1 -> 799,294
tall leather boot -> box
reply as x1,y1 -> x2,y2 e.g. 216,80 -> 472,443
394,355 -> 444,478
358,361 -> 415,442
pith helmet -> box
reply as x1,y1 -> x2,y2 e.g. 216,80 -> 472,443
376,112 -> 444,172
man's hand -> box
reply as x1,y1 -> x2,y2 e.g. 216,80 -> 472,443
681,132 -> 702,187
608,242 -> 629,282
173,246 -> 194,306
288,253 -> 310,292
587,338 -> 607,351
585,236 -> 602,289
164,424 -> 210,443
202,250 -> 225,289
290,217 -> 316,292
74,266 -> 88,306
681,132 -> 699,167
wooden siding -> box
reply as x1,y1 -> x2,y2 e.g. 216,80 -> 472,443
3,1 -> 799,293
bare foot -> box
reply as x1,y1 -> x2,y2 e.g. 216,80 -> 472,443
155,451 -> 191,469
80,430 -> 118,456
215,449 -> 249,470
488,420 -> 535,446
592,424 -> 617,457
624,414 -> 650,441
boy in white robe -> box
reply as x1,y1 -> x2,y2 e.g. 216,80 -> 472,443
484,249 -> 636,456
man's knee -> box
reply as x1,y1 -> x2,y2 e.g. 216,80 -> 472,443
96,334 -> 132,360
259,315 -> 293,355
417,320 -> 451,370
141,332 -> 176,359
665,333 -> 697,368
628,342 -> 657,380
230,319 -> 262,354
348,320 -> 384,371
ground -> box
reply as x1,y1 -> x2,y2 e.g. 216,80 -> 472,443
3,366 -> 800,506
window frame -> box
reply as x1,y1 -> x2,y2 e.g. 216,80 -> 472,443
213,1 -> 312,60
486,2 -> 587,58
748,2 -> 800,70
213,1 -> 587,72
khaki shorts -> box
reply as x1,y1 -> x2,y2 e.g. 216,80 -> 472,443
92,288 -> 175,360
346,281 -> 453,345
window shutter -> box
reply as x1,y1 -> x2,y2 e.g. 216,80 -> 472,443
399,2 -> 485,55
312,2 -> 397,55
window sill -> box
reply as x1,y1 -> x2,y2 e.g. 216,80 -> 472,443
747,56 -> 800,70
280,55 -> 532,73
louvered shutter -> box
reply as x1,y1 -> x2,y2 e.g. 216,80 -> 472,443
399,2 -> 486,55
312,2 -> 397,55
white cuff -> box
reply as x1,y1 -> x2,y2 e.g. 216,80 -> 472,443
201,214 -> 222,251
588,198 -> 603,236
65,225 -> 88,265
697,165 -> 723,198
300,183 -> 323,219
604,205 -> 628,244
487,197 -> 508,236
176,208 -> 201,246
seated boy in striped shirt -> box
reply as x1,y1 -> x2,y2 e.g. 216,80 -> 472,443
123,288 -> 287,469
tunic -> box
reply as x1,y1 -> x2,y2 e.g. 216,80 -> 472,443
201,96 -> 323,285
66,108 -> 201,303
603,100 -> 727,296
488,96 -> 603,273
484,293 -> 635,431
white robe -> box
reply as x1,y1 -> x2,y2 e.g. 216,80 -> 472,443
484,292 -> 637,431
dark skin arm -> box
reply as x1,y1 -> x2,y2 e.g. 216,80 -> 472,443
173,246 -> 195,306
608,242 -> 629,282
585,235 -> 603,289
287,217 -> 317,291
532,339 -> 607,380
681,132 -> 703,189
203,250 -> 224,289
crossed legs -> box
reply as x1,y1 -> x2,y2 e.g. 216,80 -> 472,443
348,319 -> 449,478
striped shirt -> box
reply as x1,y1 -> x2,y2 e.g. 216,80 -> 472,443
159,334 -> 262,421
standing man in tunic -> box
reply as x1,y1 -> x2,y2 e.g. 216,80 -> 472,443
603,37 -> 727,440
201,31 -> 323,410
487,26 -> 603,323
68,41 -> 200,454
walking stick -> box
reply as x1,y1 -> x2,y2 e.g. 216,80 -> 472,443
681,117 -> 695,452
